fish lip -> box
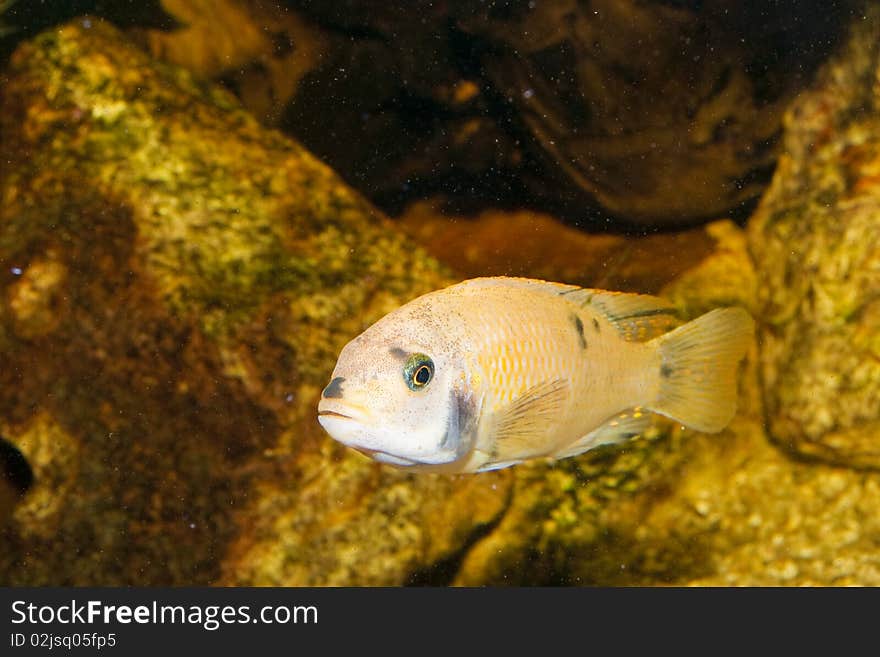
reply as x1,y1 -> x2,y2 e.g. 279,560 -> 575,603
317,409 -> 353,420
316,399 -> 365,422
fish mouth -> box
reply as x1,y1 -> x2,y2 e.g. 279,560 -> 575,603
316,398 -> 367,423
316,404 -> 418,467
317,409 -> 353,420
316,402 -> 370,442
316,400 -> 428,467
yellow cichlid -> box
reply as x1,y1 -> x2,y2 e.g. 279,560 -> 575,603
317,277 -> 753,473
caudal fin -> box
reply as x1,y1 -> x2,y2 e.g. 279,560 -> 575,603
649,307 -> 753,433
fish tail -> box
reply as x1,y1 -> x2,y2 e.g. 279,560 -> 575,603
648,307 -> 754,433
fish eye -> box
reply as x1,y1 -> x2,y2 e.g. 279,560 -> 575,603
404,353 -> 434,391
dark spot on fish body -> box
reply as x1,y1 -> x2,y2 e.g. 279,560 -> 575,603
592,317 -> 600,333
571,313 -> 587,349
388,347 -> 408,360
322,377 -> 345,398
660,363 -> 674,379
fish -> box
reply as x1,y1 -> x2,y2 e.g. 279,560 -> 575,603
317,276 -> 754,473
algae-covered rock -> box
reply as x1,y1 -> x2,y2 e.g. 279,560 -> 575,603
748,8 -> 880,470
0,17 -> 508,585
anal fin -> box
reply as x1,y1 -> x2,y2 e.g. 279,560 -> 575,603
551,409 -> 653,460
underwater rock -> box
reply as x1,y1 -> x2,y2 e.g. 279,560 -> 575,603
749,7 -> 880,470
398,200 -> 718,294
142,0 -> 330,126
0,16 -> 750,587
0,17 -> 510,585
459,0 -> 791,225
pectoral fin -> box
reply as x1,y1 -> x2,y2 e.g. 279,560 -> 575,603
492,379 -> 569,460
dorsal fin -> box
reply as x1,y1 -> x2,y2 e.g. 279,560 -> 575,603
457,277 -> 679,341
559,287 -> 679,341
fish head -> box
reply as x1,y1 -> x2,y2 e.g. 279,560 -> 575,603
317,298 -> 476,468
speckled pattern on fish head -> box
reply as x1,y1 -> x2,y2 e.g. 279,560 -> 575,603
317,289 -> 477,468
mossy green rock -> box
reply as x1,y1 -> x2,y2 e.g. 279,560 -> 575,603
748,9 -> 880,469
0,18 -> 508,585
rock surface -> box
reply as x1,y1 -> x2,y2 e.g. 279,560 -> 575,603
0,18 -> 496,585
749,8 -> 880,470
399,200 -> 718,294
142,0 -> 329,126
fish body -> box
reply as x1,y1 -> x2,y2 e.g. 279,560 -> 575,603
317,277 -> 753,473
